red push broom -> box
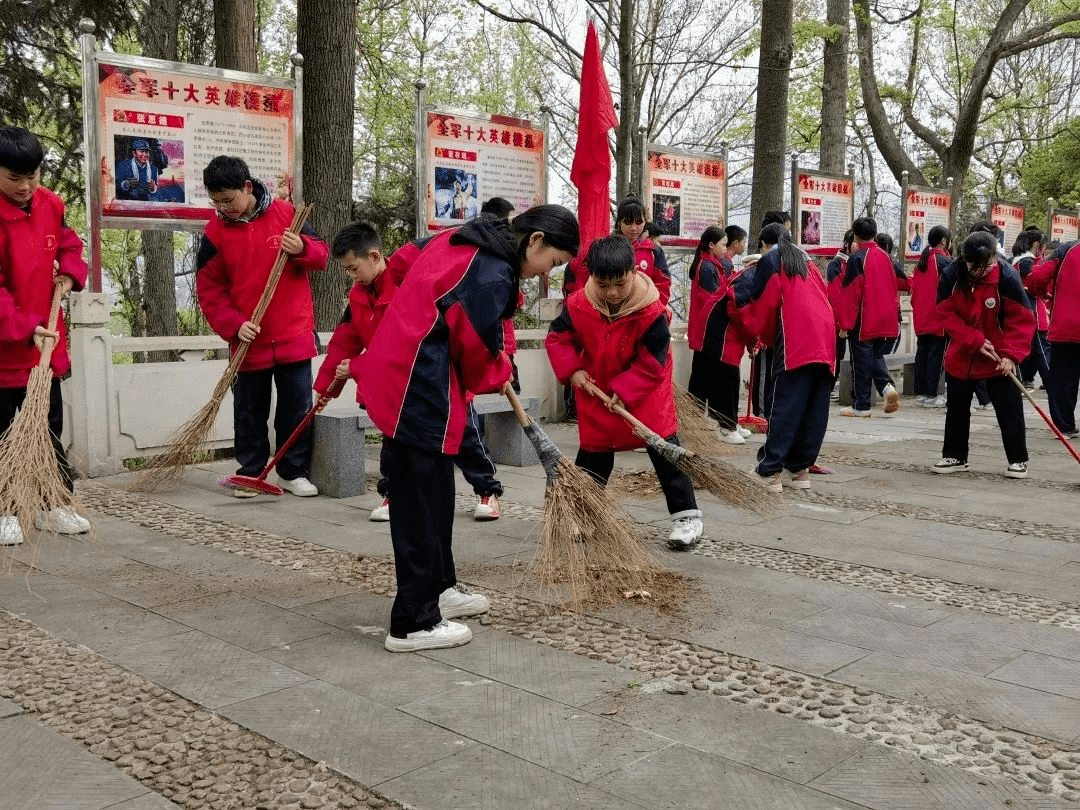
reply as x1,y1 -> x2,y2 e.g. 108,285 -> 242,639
217,378 -> 344,495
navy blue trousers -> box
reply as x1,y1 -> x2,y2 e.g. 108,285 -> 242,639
942,374 -> 1027,464
232,360 -> 313,480
756,364 -> 833,476
914,334 -> 946,397
688,351 -> 741,429
848,337 -> 894,410
1047,342 -> 1080,435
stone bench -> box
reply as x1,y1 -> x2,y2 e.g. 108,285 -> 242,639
837,352 -> 917,406
309,393 -> 541,498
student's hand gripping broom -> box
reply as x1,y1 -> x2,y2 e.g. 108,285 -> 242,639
0,283 -> 81,538
1007,370 -> 1080,465
133,203 -> 314,492
579,379 -> 779,516
217,378 -> 344,495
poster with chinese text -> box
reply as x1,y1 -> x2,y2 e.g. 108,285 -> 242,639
988,199 -> 1025,252
96,57 -> 295,226
423,109 -> 545,232
902,186 -> 952,261
1049,209 -> 1080,245
643,147 -> 727,247
792,169 -> 854,255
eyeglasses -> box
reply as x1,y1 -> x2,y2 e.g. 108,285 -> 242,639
208,194 -> 243,210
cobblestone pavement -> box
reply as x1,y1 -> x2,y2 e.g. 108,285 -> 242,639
3,394 -> 1080,809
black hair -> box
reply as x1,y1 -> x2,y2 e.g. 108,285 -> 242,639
203,155 -> 252,192
331,222 -> 382,260
511,203 -> 580,258
928,224 -> 950,248
761,210 -> 790,228
956,232 -> 999,288
842,228 -> 855,253
480,197 -> 514,219
0,126 -> 45,174
585,234 -> 635,280
764,225 -> 809,279
689,225 -> 727,280
1011,230 -> 1042,257
644,220 -> 661,239
874,233 -> 895,256
724,225 -> 747,247
852,216 -> 877,241
968,220 -> 1001,239
615,196 -> 646,224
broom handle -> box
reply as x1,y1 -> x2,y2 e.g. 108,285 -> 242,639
36,283 -> 67,369
254,376 -> 344,482
502,384 -> 534,428
580,379 -> 653,436
1007,370 -> 1080,465
745,353 -> 756,419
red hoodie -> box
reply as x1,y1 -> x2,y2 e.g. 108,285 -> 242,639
910,247 -> 949,337
313,268 -> 396,397
687,254 -> 750,365
834,243 -> 901,341
1026,241 -> 1080,343
0,187 -> 87,387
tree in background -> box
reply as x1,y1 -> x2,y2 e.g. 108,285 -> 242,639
747,0 -> 793,231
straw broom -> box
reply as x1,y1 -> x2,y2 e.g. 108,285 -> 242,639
502,386 -> 672,607
133,203 -> 314,492
581,380 -> 779,516
672,383 -> 737,456
0,284 -> 81,539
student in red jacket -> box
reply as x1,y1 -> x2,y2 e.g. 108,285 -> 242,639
826,229 -> 856,390
687,225 -> 752,444
547,235 -> 703,550
911,225 -> 951,407
731,224 -> 836,491
0,126 -> 91,544
932,232 -> 1034,476
356,205 -> 579,652
196,156 -> 329,498
615,197 -> 672,306
835,217 -> 902,416
1026,238 -> 1080,439
1012,229 -> 1051,394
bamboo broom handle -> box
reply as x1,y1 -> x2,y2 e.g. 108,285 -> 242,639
36,283 -> 67,369
502,383 -> 534,428
580,379 -> 651,433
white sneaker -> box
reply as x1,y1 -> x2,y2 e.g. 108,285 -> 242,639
839,406 -> 872,418
719,428 -> 746,445
783,469 -> 811,490
1005,462 -> 1028,479
931,395 -> 946,408
667,516 -> 704,549
385,619 -> 472,652
915,395 -> 929,407
277,476 -> 318,497
370,497 -> 390,522
473,494 -> 501,521
0,516 -> 24,546
931,457 -> 968,474
736,425 -> 752,438
34,507 -> 90,535
751,469 -> 783,493
883,384 -> 900,414
438,585 -> 490,618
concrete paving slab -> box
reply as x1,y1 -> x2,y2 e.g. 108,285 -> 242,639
988,651 -> 1080,700
686,619 -> 872,676
828,653 -> 1080,743
375,742 -> 644,809
0,696 -> 23,718
787,609 -> 1026,675
809,743 -> 1080,810
929,611 -> 1080,662
288,590 -> 394,631
582,688 -> 868,784
153,592 -> 335,652
220,679 -> 474,787
590,743 -> 872,810
997,535 -> 1080,563
783,501 -> 878,525
102,794 -> 182,809
108,630 -> 312,709
893,536 -> 1062,575
399,679 -> 671,783
0,715 -> 173,809
419,628 -> 633,707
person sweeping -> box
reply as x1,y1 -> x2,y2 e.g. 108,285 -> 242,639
0,126 -> 91,545
546,234 -> 704,551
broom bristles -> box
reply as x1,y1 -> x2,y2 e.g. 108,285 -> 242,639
673,384 -> 737,455
678,452 -> 781,516
0,366 -> 82,543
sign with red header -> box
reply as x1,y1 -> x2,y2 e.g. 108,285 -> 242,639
422,108 -> 546,233
643,146 -> 727,247
1049,208 -> 1080,244
988,199 -> 1026,252
902,185 -> 952,261
791,166 -> 855,255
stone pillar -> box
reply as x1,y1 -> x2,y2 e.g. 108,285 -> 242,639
65,291 -> 124,476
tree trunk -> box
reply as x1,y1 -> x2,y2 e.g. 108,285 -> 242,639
749,0 -> 794,234
615,0 -> 636,201
214,0 -> 256,72
139,0 -> 181,361
819,0 -> 848,174
296,0 -> 356,329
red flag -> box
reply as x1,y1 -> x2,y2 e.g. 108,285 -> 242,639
570,21 -> 618,257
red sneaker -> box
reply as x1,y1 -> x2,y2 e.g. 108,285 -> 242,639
808,464 -> 833,475
474,495 -> 501,520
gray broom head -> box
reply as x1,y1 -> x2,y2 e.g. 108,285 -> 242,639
522,421 -> 562,485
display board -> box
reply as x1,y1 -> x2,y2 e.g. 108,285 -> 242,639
1048,207 -> 1080,245
642,145 -> 727,247
419,106 -> 546,234
791,164 -> 855,256
988,199 -> 1026,252
900,185 -> 952,261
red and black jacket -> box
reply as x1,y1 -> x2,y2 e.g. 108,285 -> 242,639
354,219 -> 515,454
936,259 -> 1034,379
1026,241 -> 1080,342
632,236 -> 672,306
687,254 -> 750,365
0,187 -> 87,387
835,243 -> 901,341
825,251 -> 847,331
196,184 -> 328,372
910,247 -> 950,337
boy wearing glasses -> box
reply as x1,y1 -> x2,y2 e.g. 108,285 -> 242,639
196,156 -> 329,497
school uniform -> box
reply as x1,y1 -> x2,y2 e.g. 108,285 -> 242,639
835,242 -> 901,410
731,248 -> 836,475
355,219 -> 516,635
0,186 -> 87,491
687,254 -> 750,428
826,251 -> 849,372
1026,242 -> 1080,434
196,181 -> 329,481
546,272 -> 698,518
632,236 -> 672,306
935,259 -> 1034,463
910,247 -> 949,398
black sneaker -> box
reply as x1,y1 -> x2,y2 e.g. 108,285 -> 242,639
931,458 -> 968,474
1005,462 -> 1028,479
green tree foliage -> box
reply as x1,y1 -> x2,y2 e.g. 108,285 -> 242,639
1020,119 -> 1080,219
